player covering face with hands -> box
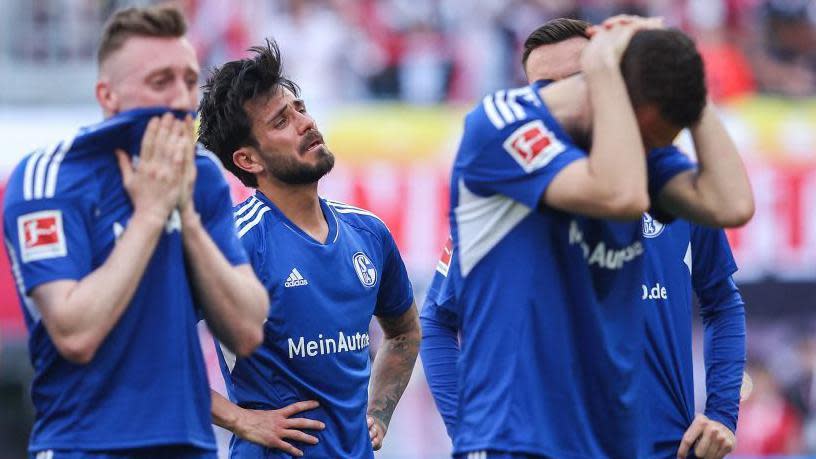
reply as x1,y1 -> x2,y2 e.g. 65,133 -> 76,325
3,5 -> 268,459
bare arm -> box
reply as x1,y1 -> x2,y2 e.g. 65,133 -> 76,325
541,20 -> 655,219
657,104 -> 754,227
211,390 -> 324,457
367,304 -> 421,450
177,123 -> 267,357
32,114 -> 187,364
179,209 -> 267,357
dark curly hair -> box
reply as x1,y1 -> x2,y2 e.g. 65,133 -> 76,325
198,39 -> 300,187
620,29 -> 707,127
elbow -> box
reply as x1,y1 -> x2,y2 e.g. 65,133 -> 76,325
605,190 -> 650,220
233,325 -> 264,357
54,334 -> 98,365
716,198 -> 754,228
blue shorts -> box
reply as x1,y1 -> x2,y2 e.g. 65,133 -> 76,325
454,452 -> 550,459
29,446 -> 216,459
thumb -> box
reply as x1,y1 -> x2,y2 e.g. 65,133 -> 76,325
115,149 -> 133,183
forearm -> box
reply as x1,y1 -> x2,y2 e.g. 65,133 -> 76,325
586,64 -> 648,213
211,389 -> 244,432
39,211 -> 165,360
419,315 -> 460,438
368,322 -> 420,429
181,209 -> 267,356
700,277 -> 746,432
688,104 -> 754,226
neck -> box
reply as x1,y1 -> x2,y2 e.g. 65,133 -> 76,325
537,76 -> 590,144
256,176 -> 329,243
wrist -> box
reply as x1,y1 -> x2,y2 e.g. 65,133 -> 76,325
180,205 -> 202,232
130,208 -> 171,232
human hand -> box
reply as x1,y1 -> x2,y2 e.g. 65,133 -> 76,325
234,400 -> 325,457
581,15 -> 664,73
116,113 -> 188,226
176,115 -> 197,216
677,413 -> 736,459
367,415 -> 387,451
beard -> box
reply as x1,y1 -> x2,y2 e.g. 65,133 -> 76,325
264,145 -> 335,185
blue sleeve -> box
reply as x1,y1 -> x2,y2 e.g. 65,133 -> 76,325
419,300 -> 460,440
3,170 -> 93,293
459,90 -> 585,209
374,229 -> 414,317
690,225 -> 737,291
698,275 -> 746,433
193,149 -> 248,267
647,146 -> 696,223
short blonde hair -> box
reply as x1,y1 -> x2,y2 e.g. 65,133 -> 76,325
97,4 -> 187,66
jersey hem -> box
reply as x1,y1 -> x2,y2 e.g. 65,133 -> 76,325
28,436 -> 217,453
455,444 -> 607,459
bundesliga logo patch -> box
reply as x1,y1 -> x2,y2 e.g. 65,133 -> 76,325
17,210 -> 67,263
436,237 -> 453,276
502,120 -> 565,173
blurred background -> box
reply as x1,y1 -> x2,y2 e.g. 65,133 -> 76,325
0,0 -> 815,457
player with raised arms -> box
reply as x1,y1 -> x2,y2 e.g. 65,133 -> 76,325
432,16 -> 753,459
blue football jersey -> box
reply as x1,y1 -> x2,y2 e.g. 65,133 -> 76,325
640,218 -> 737,458
2,108 -> 248,453
448,83 -> 694,458
216,192 -> 414,458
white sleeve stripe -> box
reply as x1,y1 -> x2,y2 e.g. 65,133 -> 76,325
493,89 -> 515,124
234,200 -> 264,227
238,206 -> 270,238
44,137 -> 75,198
234,196 -> 259,217
506,88 -> 527,120
23,150 -> 43,201
482,94 -> 505,129
32,144 -> 58,200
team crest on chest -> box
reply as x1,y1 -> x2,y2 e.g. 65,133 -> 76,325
642,213 -> 665,238
352,252 -> 377,287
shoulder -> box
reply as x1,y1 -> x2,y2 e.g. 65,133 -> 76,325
4,135 -> 93,209
325,199 -> 390,238
195,145 -> 229,181
233,195 -> 272,241
469,85 -> 541,131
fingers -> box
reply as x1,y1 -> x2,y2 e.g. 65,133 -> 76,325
281,400 -> 320,417
282,429 -> 319,445
677,417 -> 705,459
115,149 -> 132,183
368,416 -> 383,451
694,426 -> 715,459
286,417 -> 325,431
274,439 -> 304,458
139,117 -> 160,163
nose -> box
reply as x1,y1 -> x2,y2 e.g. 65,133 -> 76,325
168,78 -> 197,112
295,110 -> 316,135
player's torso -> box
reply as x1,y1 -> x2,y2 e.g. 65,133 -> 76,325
228,197 -> 382,458
640,215 -> 697,457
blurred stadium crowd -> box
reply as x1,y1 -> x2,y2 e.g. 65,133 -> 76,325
1,1 -> 815,458
5,0 -> 816,104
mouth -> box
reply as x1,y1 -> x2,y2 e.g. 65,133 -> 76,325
300,132 -> 325,155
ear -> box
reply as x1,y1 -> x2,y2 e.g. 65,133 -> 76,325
95,79 -> 118,118
233,148 -> 265,176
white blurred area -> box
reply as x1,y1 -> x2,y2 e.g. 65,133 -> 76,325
1,1 -> 816,458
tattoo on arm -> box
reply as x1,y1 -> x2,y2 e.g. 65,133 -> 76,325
368,304 -> 421,429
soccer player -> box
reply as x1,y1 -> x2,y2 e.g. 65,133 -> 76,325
430,17 -> 752,459
197,39 -> 421,458
422,17 -> 747,459
2,5 -> 268,459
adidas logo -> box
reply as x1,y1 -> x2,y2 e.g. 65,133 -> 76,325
284,268 -> 308,288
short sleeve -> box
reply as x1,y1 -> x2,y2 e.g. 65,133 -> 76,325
193,150 -> 248,267
690,225 -> 738,293
647,146 -> 696,199
459,89 -> 585,209
3,195 -> 92,294
374,229 -> 414,317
